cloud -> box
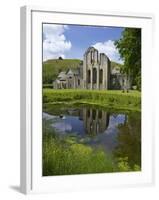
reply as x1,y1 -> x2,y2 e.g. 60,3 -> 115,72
43,24 -> 72,61
93,40 -> 123,64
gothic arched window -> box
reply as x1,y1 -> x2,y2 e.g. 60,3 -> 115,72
99,69 -> 103,84
87,70 -> 91,83
93,68 -> 97,83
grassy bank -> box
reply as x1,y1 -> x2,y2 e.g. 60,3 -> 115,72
43,89 -> 141,111
43,128 -> 140,176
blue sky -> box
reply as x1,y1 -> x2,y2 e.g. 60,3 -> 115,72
43,24 -> 124,63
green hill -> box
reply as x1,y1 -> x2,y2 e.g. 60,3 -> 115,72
43,59 -> 82,84
111,61 -> 123,69
43,59 -> 123,84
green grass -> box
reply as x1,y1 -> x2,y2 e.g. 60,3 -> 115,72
43,129 -> 140,176
43,133 -> 114,175
111,61 -> 123,69
43,89 -> 141,111
43,84 -> 53,89
43,59 -> 81,84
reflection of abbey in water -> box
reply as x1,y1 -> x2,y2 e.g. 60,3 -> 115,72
53,47 -> 130,90
78,107 -> 110,135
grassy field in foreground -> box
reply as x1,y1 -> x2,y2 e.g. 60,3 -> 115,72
43,129 -> 140,176
43,89 -> 141,111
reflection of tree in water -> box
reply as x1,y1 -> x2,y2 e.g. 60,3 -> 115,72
113,112 -> 141,169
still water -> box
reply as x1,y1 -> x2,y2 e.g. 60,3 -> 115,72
43,104 -> 141,170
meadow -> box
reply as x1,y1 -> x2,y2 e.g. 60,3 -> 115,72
43,89 -> 141,111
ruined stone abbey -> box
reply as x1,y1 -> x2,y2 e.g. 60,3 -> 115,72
53,47 -> 130,90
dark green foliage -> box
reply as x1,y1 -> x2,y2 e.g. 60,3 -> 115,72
115,28 -> 141,90
43,84 -> 53,88
58,56 -> 63,60
113,112 -> 141,169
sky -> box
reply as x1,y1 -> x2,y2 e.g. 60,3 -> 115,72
43,24 -> 124,63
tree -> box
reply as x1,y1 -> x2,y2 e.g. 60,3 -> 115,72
58,56 -> 63,60
115,28 -> 141,90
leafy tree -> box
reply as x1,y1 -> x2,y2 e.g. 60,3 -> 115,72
115,28 -> 141,90
58,56 -> 63,60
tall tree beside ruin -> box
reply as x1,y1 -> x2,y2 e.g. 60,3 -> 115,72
115,28 -> 141,90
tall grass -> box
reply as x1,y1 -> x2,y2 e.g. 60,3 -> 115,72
43,89 -> 141,111
43,133 -> 114,175
43,129 -> 140,176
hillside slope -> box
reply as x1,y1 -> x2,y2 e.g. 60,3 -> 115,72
111,61 -> 123,69
43,59 -> 122,84
43,59 -> 82,84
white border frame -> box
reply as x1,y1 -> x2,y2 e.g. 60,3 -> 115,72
20,6 -> 154,194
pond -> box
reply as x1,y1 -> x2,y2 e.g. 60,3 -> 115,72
43,104 -> 141,175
